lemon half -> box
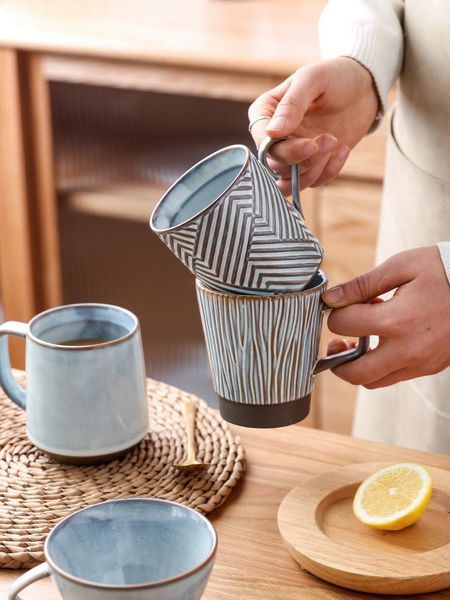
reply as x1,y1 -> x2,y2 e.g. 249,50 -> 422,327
353,463 -> 432,531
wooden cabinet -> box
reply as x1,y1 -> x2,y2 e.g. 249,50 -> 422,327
314,179 -> 382,434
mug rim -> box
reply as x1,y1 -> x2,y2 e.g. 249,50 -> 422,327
27,303 -> 139,350
44,497 -> 218,590
195,270 -> 327,299
150,144 -> 251,233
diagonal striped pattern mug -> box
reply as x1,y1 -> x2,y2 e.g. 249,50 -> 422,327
150,144 -> 323,295
196,272 -> 369,427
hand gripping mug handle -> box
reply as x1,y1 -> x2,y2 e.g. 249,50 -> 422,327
258,135 -> 303,218
314,335 -> 370,374
8,563 -> 50,600
0,321 -> 28,410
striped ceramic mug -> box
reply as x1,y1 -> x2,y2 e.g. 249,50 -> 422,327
196,272 -> 369,428
150,140 -> 323,295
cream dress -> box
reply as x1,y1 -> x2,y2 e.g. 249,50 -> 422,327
319,0 -> 450,453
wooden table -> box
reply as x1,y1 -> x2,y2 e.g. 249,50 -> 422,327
0,426 -> 449,599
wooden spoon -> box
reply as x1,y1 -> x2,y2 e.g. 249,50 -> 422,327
174,400 -> 210,471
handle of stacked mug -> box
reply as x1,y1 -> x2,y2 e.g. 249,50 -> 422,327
258,135 -> 303,217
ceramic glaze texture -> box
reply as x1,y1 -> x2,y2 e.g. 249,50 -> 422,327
27,305 -> 148,457
53,566 -> 214,600
196,273 -> 327,405
151,146 -> 323,294
8,499 -> 217,600
4,304 -> 148,458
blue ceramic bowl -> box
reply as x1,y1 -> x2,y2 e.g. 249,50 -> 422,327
9,498 -> 217,600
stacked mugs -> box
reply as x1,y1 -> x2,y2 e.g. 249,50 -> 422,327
151,137 -> 368,427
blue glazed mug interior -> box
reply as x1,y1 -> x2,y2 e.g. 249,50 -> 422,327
151,146 -> 248,231
28,304 -> 137,347
46,498 -> 217,587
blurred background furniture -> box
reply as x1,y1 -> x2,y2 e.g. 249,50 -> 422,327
0,0 -> 387,434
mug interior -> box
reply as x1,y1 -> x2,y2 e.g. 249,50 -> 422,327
151,146 -> 248,230
305,271 -> 325,290
29,304 -> 137,347
46,499 -> 216,587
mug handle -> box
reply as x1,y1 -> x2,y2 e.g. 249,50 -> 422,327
8,562 -> 50,600
0,321 -> 28,410
257,135 -> 303,218
314,335 -> 370,374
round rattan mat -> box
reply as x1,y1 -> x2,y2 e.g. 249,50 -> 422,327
0,374 -> 246,569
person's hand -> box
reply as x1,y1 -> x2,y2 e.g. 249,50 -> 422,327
323,246 -> 450,389
248,57 -> 379,194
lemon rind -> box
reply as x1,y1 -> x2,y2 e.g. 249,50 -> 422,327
353,463 -> 432,526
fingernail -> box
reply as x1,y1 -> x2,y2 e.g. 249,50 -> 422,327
268,116 -> 287,132
320,136 -> 338,152
302,141 -> 319,158
323,286 -> 344,305
337,145 -> 350,160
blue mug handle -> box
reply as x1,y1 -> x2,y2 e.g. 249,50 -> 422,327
0,321 -> 28,410
8,563 -> 50,600
258,135 -> 303,217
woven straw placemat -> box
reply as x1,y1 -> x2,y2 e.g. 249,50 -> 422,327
0,374 -> 246,569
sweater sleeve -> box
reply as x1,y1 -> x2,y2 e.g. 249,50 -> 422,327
319,0 -> 404,119
438,242 -> 450,286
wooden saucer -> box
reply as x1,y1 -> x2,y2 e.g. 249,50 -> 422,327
278,462 -> 450,595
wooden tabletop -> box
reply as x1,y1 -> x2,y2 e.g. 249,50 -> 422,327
0,0 -> 324,75
1,425 -> 449,599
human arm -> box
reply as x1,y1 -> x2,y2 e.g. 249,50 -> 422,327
319,0 -> 404,123
248,0 -> 404,192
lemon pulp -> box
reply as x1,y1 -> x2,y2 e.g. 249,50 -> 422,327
353,463 -> 432,531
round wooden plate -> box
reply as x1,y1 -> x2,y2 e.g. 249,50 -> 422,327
278,462 -> 450,595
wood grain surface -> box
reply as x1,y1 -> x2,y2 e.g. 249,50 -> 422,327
0,0 -> 325,76
0,424 -> 449,599
279,462 -> 450,595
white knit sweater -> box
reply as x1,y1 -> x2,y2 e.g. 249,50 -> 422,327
318,0 -> 450,284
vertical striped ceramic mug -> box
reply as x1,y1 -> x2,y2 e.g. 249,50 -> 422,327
196,272 -> 369,427
150,140 -> 323,294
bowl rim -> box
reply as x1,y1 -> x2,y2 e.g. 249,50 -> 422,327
44,497 -> 218,590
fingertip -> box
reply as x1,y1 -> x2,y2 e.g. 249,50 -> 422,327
316,134 -> 338,153
300,139 -> 320,160
323,286 -> 345,307
327,339 -> 348,355
266,116 -> 288,134
277,179 -> 292,196
336,144 -> 350,161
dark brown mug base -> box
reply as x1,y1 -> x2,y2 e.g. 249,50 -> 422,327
218,395 -> 311,428
42,442 -> 139,465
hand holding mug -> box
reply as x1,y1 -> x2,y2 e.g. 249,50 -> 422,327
249,57 -> 379,193
324,247 -> 450,388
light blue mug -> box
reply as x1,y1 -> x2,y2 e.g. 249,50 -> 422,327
8,498 -> 217,600
0,303 -> 148,463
